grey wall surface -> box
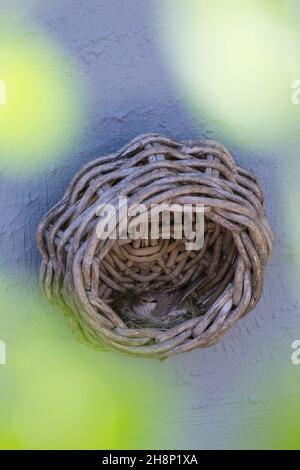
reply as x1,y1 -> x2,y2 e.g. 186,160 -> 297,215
1,0 -> 299,449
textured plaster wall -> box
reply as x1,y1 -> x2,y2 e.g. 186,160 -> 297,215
1,0 -> 299,449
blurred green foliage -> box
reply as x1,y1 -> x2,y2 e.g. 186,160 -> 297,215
0,280 -> 176,449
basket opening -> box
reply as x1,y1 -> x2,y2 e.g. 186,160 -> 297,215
96,218 -> 237,328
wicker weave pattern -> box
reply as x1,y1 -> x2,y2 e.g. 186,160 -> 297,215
37,134 -> 273,359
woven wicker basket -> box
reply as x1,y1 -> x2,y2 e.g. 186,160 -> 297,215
37,133 -> 273,359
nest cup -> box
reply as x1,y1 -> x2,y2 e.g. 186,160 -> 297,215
37,133 -> 273,359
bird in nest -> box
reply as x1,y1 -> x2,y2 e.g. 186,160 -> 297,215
112,275 -> 211,328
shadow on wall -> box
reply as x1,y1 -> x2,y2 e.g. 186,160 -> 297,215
0,0 -> 209,279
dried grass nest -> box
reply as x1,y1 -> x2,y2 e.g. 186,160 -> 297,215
37,133 -> 273,359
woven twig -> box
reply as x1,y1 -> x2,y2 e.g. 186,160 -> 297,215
37,133 -> 273,359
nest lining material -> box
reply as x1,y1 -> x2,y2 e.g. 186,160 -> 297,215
37,133 -> 273,359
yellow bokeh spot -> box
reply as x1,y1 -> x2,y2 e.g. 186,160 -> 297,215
159,0 -> 300,150
0,33 -> 84,172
